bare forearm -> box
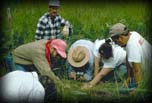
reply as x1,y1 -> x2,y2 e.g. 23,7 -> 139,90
89,73 -> 104,86
133,62 -> 141,86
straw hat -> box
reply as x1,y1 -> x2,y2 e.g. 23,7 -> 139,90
68,46 -> 89,68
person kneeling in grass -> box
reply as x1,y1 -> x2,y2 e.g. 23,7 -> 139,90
82,39 -> 127,89
67,39 -> 94,82
8,39 -> 68,102
109,23 -> 152,93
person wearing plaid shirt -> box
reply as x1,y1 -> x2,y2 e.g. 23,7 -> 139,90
35,0 -> 73,40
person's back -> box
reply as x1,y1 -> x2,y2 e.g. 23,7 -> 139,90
0,71 -> 44,103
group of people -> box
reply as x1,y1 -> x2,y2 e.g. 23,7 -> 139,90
0,0 -> 151,103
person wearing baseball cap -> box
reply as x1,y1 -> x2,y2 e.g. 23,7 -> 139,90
35,0 -> 73,40
110,23 -> 152,91
67,39 -> 94,81
7,39 -> 67,97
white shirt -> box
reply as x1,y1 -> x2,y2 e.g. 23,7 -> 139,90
0,71 -> 45,103
126,31 -> 152,68
94,39 -> 126,69
70,39 -> 94,64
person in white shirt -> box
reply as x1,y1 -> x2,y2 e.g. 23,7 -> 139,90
109,23 -> 152,89
0,71 -> 45,103
82,39 -> 127,89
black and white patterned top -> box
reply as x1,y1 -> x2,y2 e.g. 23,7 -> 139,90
35,13 -> 73,40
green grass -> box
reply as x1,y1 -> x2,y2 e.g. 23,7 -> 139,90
1,0 -> 151,102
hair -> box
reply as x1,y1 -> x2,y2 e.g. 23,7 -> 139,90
98,39 -> 113,59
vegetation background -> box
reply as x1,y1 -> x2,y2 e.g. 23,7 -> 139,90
0,0 -> 151,102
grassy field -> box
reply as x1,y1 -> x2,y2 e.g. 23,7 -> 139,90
0,0 -> 151,102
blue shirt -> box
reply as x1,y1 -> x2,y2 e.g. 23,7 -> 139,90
68,39 -> 94,81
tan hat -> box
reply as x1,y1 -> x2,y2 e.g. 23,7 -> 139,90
67,46 -> 89,68
109,23 -> 129,37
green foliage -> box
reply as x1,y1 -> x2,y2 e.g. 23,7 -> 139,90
0,1 -> 151,102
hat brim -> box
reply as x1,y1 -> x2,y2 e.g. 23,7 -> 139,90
57,50 -> 66,58
67,46 -> 89,68
53,45 -> 66,58
110,33 -> 118,37
49,4 -> 60,7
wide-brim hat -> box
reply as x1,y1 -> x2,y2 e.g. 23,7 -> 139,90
109,23 -> 129,37
68,46 -> 89,68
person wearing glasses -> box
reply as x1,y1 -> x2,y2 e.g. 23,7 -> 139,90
82,39 -> 127,89
109,23 -> 152,90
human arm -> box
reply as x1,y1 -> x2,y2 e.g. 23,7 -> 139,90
82,68 -> 112,89
126,41 -> 142,87
61,18 -> 73,37
94,56 -> 101,76
67,62 -> 76,80
33,56 -> 63,86
79,62 -> 93,81
35,19 -> 45,40
131,62 -> 141,86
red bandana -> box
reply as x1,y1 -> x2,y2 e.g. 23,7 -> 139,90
45,40 -> 52,67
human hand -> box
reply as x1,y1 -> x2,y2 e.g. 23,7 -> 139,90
62,25 -> 69,37
81,82 -> 93,89
123,77 -> 131,88
69,72 -> 76,80
77,76 -> 86,81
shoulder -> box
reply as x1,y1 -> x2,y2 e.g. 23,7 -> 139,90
127,32 -> 142,48
38,13 -> 50,23
94,39 -> 105,49
94,39 -> 105,46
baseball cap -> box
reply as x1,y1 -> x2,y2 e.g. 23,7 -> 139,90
109,23 -> 129,37
51,39 -> 67,58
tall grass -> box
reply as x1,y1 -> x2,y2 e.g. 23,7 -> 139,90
1,0 -> 151,102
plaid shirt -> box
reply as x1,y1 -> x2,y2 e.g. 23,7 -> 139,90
35,13 -> 73,40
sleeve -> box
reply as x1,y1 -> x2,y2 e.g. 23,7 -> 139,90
33,55 -> 51,75
103,60 -> 115,70
84,61 -> 93,81
60,16 -> 73,36
127,42 -> 141,63
66,61 -> 75,74
35,19 -> 46,40
93,40 -> 101,58
33,55 -> 60,84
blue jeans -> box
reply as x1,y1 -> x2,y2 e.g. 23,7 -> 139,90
6,53 -> 36,72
